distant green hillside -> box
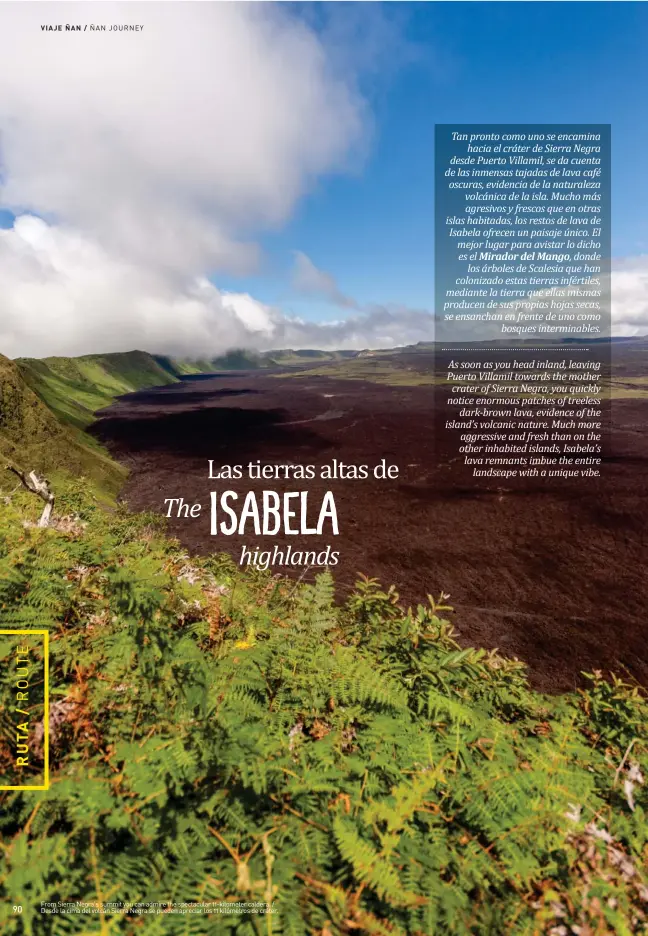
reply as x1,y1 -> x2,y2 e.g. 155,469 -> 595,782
205,349 -> 266,370
161,348 -> 359,372
265,348 -> 357,366
0,354 -> 126,497
154,352 -> 266,375
166,348 -> 358,371
276,352 -> 440,386
152,355 -> 211,377
2,349 -> 204,498
17,350 -> 184,432
1,346 -> 362,497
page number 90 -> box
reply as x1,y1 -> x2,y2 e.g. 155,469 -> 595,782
12,906 -> 23,914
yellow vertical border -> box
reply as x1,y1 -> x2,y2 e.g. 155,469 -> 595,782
43,630 -> 49,791
0,629 -> 49,791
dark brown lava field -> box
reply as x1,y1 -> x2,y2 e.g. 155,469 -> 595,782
92,364 -> 648,692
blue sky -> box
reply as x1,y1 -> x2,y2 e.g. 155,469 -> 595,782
216,1 -> 648,323
2,1 -> 647,357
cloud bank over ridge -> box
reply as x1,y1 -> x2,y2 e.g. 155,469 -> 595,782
0,4 -> 434,357
0,217 -> 435,358
0,4 -> 644,358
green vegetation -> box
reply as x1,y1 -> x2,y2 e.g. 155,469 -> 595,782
0,346 -> 646,933
158,350 -> 267,373
0,346 -> 364,500
17,351 -> 184,432
607,376 -> 648,399
0,354 -> 126,498
266,349 -> 357,367
2,348 -> 249,497
161,348 -> 358,374
0,479 -> 646,934
200,349 -> 265,370
277,355 -> 440,387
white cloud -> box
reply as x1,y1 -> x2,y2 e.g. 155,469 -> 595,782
2,216 -> 643,359
0,4 -> 363,280
1,5 -> 642,359
0,4 -> 439,358
292,251 -> 360,310
0,216 -> 434,358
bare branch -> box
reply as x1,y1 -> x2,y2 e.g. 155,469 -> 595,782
5,465 -> 55,527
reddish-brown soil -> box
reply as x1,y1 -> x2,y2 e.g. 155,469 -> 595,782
92,365 -> 648,692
